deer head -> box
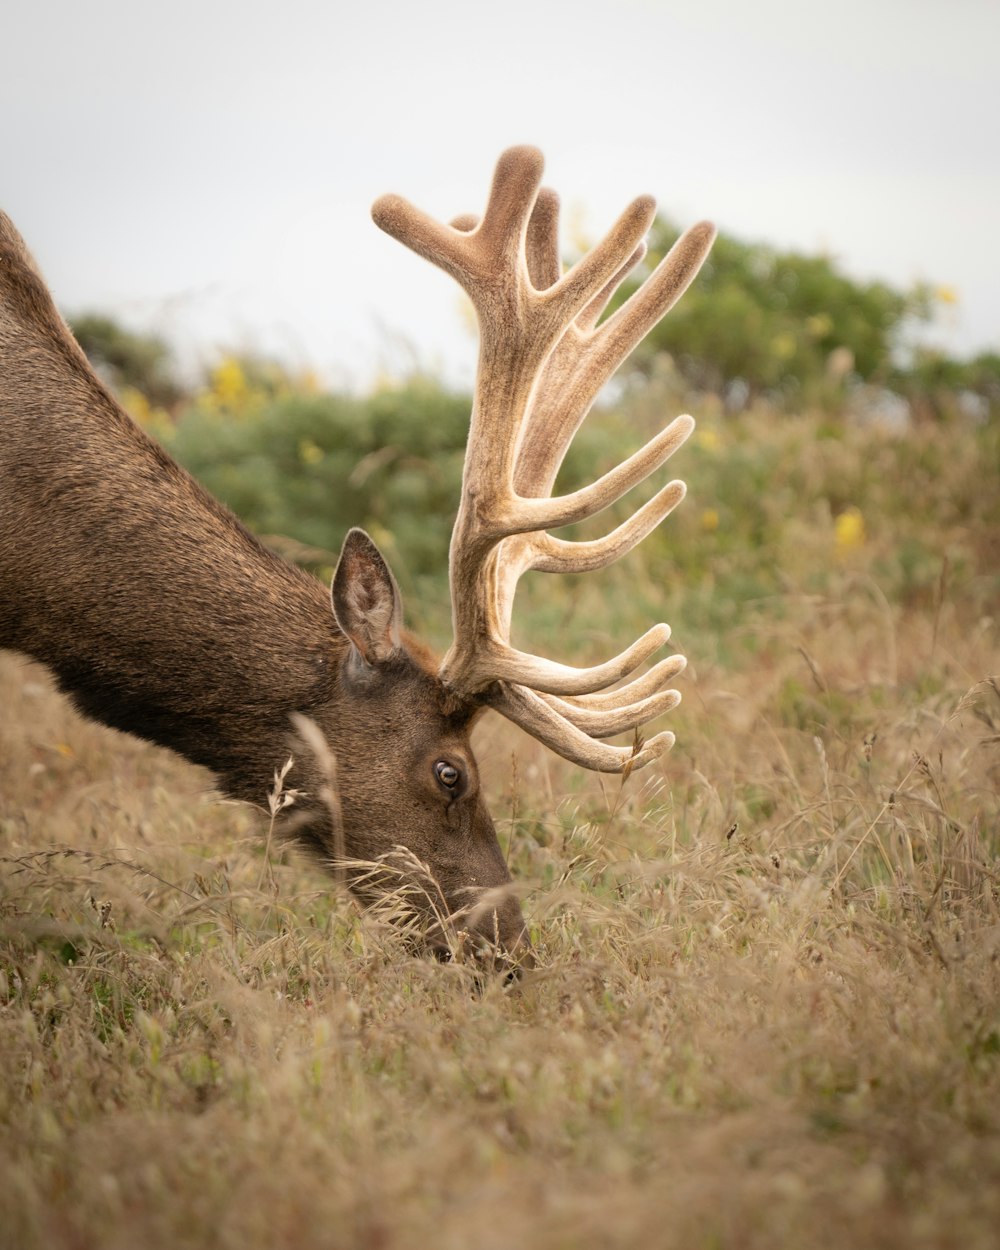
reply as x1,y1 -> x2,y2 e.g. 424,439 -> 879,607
0,146 -> 714,971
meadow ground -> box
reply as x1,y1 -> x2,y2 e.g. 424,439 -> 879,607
1,410 -> 998,1249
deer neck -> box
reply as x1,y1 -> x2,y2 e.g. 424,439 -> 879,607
0,338 -> 344,799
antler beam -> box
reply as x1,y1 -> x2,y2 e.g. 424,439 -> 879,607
372,147 -> 715,773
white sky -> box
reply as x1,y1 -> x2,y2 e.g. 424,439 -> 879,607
3,0 -> 998,388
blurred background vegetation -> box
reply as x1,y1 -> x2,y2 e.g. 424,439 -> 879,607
614,220 -> 999,420
70,214 -> 999,664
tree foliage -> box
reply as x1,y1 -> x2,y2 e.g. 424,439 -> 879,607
618,220 -> 938,406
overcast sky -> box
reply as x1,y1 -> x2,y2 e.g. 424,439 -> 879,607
3,0 -> 997,388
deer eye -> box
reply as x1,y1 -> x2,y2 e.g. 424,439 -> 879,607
434,760 -> 461,790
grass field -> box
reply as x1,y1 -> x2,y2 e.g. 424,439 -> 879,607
2,408 -> 999,1249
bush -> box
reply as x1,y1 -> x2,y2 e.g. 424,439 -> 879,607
160,365 -> 1000,665
163,378 -> 476,638
612,219 -> 954,411
70,314 -> 184,411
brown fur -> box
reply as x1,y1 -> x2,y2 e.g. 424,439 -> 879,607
0,211 -> 528,963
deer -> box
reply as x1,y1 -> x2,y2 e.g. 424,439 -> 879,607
0,146 -> 715,970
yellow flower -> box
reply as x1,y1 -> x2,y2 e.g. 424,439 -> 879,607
935,285 -> 959,306
121,386 -> 152,424
701,507 -> 720,532
121,386 -> 172,435
298,438 -> 324,466
696,428 -> 720,452
210,357 -> 250,411
806,313 -> 833,339
835,507 -> 866,556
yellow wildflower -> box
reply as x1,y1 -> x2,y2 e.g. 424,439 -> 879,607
298,438 -> 324,466
121,386 -> 152,424
835,507 -> 866,556
121,386 -> 172,435
210,357 -> 250,412
696,428 -> 720,452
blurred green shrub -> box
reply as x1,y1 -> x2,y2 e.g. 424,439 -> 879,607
155,364 -> 998,667
614,220 -> 998,417
71,314 -> 184,412
69,212 -> 998,659
162,376 -> 480,638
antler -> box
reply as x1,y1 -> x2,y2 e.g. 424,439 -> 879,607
372,146 -> 715,773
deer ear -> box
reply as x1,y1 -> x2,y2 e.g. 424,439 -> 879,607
331,528 -> 403,666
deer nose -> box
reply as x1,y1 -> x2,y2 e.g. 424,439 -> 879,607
507,929 -> 535,975
469,897 -> 533,976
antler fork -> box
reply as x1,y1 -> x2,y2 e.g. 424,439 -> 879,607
372,146 -> 715,772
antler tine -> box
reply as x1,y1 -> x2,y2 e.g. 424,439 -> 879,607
505,413 -> 694,534
449,182 -> 563,291
475,145 -> 547,264
372,147 -> 714,776
524,186 -> 561,290
539,687 -> 681,738
485,682 -> 676,774
467,621 -> 672,697
531,478 -> 688,573
372,145 -> 546,293
575,239 -> 648,334
512,222 -> 716,506
558,653 -> 687,711
589,220 -> 717,380
371,194 -> 475,288
538,194 -> 658,337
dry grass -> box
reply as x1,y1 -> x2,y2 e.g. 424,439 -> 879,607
2,415 -> 999,1249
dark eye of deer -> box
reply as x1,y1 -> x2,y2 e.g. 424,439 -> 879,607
434,761 -> 460,789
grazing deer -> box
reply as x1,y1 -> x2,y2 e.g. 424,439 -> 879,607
0,147 -> 714,967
